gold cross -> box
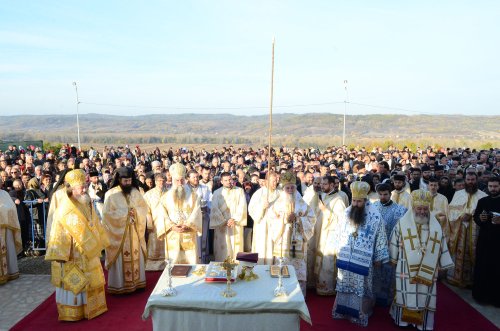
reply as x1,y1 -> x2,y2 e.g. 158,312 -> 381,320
429,231 -> 440,254
222,256 -> 238,280
404,228 -> 418,250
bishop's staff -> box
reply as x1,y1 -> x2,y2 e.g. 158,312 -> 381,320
267,38 -> 275,203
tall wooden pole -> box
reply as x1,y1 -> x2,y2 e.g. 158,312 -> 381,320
267,38 -> 275,200
72,82 -> 82,151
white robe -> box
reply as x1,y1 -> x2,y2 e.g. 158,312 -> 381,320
0,189 -> 21,284
314,192 -> 346,295
392,189 -> 413,210
389,215 -> 454,330
191,184 -> 212,263
210,186 -> 247,261
249,187 -> 281,265
302,186 -> 320,287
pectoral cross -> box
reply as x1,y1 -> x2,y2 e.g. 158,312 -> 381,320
404,228 -> 418,250
429,231 -> 440,254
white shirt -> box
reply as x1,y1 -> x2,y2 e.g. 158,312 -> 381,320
191,183 -> 212,210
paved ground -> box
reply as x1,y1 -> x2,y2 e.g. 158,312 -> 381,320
0,274 -> 54,331
1,257 -> 499,330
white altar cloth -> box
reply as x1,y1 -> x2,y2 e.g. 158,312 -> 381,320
142,265 -> 311,331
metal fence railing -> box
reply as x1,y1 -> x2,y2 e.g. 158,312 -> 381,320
23,200 -> 47,252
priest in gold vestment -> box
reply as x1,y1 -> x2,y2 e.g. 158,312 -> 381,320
268,172 -> 315,296
143,173 -> 167,271
45,169 -> 109,321
45,168 -> 70,246
447,173 -> 487,287
210,172 -> 247,261
157,163 -> 202,264
0,183 -> 22,285
103,167 -> 148,294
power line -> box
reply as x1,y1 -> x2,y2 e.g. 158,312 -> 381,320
79,101 -> 345,110
349,102 -> 436,115
78,100 -> 447,115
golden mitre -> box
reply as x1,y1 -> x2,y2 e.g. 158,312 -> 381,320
411,189 -> 432,207
350,181 -> 370,199
280,171 -> 296,186
169,162 -> 186,179
66,169 -> 86,188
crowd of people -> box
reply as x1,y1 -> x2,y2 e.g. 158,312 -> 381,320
0,143 -> 498,329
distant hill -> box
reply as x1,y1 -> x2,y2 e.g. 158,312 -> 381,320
0,113 -> 498,148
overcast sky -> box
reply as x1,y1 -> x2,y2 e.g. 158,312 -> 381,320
1,1 -> 499,116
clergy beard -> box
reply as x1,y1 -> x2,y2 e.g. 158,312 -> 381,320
413,210 -> 430,224
74,193 -> 91,205
172,185 -> 186,206
283,191 -> 296,213
120,183 -> 132,194
284,191 -> 295,204
465,182 -> 478,194
349,204 -> 365,226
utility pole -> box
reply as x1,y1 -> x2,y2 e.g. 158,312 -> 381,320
343,80 -> 349,146
72,82 -> 81,151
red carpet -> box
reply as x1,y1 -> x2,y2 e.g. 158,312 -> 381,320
300,282 -> 499,331
11,271 -> 160,331
12,275 -> 499,331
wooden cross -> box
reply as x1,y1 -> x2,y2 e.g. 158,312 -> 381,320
404,228 -> 418,250
429,231 -> 440,254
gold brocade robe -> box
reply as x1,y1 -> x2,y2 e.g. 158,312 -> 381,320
447,189 -> 487,287
0,189 -> 22,285
103,187 -> 148,294
45,187 -> 65,246
157,185 -> 202,264
45,193 -> 109,321
143,188 -> 166,270
314,192 -> 346,295
210,186 -> 247,261
268,193 -> 315,282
